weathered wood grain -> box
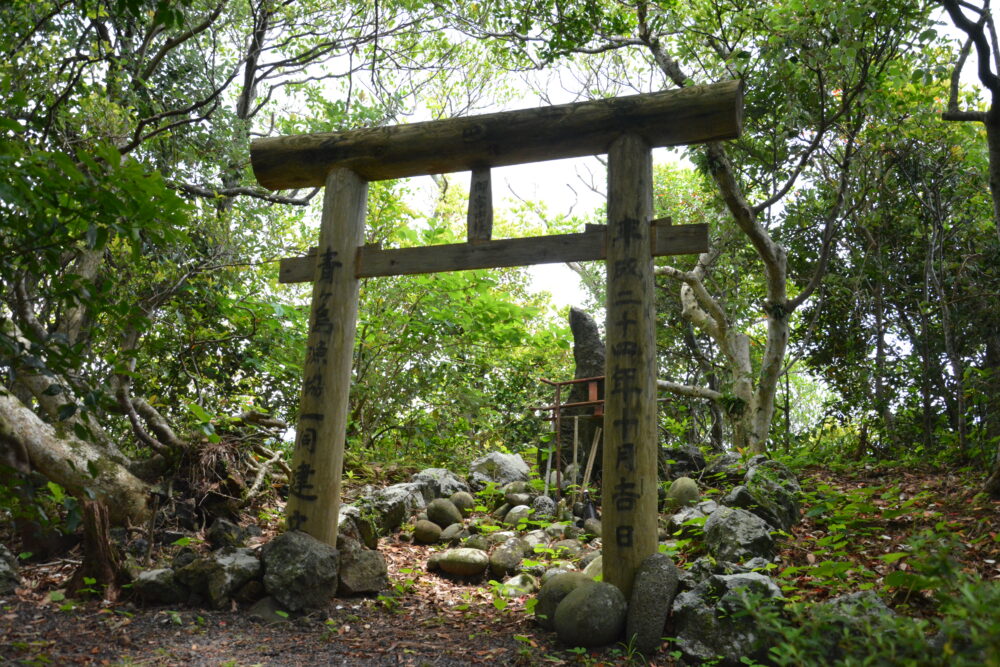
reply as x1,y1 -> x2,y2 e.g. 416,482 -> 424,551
467,166 -> 493,243
277,221 -> 707,283
251,80 -> 742,189
602,133 -> 659,599
285,168 -> 367,546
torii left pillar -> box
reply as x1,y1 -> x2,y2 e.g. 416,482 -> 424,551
285,167 -> 367,544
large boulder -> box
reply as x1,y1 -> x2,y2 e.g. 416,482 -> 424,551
671,573 -> 783,664
131,568 -> 186,604
174,547 -> 261,609
411,468 -> 470,500
627,553 -> 680,656
437,548 -> 489,577
704,506 -> 775,562
337,537 -> 388,596
702,452 -> 746,484
534,572 -> 592,630
0,545 -> 19,595
468,452 -> 530,491
261,531 -> 339,612
660,444 -> 707,480
554,581 -> 627,648
742,460 -> 801,531
358,482 -> 427,535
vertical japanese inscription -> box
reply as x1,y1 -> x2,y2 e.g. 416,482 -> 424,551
286,168 -> 368,545
602,133 -> 657,599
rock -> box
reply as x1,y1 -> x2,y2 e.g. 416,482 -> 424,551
697,500 -> 720,515
667,505 -> 711,538
206,518 -> 246,550
440,523 -> 467,545
491,503 -> 512,521
261,531 -> 339,612
0,545 -> 19,595
338,504 -> 378,549
486,530 -> 517,546
132,568 -> 186,604
671,573 -> 783,664
248,596 -> 291,625
704,506 -> 775,562
534,572 -> 592,630
449,491 -> 477,516
504,505 -> 533,528
337,540 -> 388,595
411,468 -> 469,500
437,548 -> 489,577
702,452 -> 745,484
413,519 -> 443,544
743,461 -> 801,530
174,548 -> 261,609
426,498 -> 464,529
540,566 -> 573,586
687,556 -> 769,583
551,539 -> 583,560
554,581 -> 627,648
660,444 -> 707,479
579,551 -> 600,570
722,485 -> 783,531
582,554 -> 603,579
746,458 -> 800,490
818,590 -> 894,624
489,541 -> 524,578
234,579 -> 265,604
627,553 -> 681,656
358,483 -> 427,535
582,517 -> 602,538
500,573 -> 538,596
664,477 -> 701,512
463,534 -> 490,551
531,495 -> 557,519
468,452 -> 530,491
545,523 -> 570,539
522,530 -> 548,551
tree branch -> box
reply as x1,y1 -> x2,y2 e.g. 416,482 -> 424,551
656,379 -> 723,401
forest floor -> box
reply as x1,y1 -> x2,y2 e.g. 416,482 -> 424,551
2,462 -> 999,666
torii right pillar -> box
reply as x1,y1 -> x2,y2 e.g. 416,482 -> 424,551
602,132 -> 658,599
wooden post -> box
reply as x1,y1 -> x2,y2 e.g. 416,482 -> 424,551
286,167 -> 368,545
467,166 -> 493,242
602,133 -> 657,598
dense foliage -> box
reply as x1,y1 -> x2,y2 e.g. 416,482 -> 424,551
1,0 -> 999,555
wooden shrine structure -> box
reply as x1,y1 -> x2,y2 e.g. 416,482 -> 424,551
249,80 -> 742,597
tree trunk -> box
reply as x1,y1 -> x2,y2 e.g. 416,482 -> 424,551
0,391 -> 150,525
66,500 -> 131,601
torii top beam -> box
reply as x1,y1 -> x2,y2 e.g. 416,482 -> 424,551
250,80 -> 742,189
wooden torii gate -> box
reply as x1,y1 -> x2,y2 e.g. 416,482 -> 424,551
250,80 -> 742,597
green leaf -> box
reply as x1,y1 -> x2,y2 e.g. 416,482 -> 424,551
57,403 -> 77,421
878,552 -> 909,564
46,481 -> 66,503
187,402 -> 212,423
